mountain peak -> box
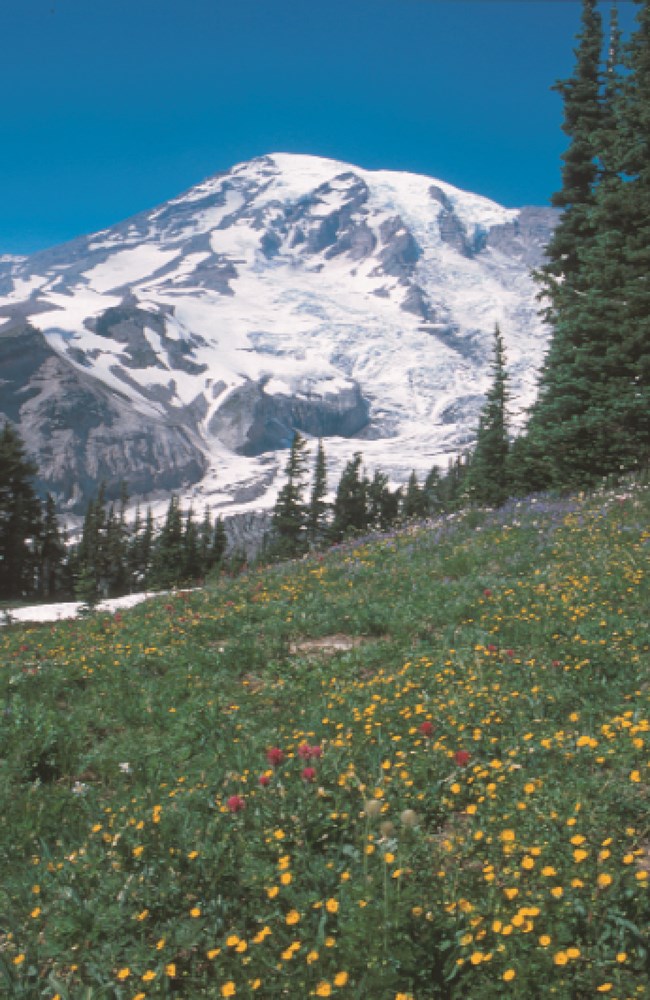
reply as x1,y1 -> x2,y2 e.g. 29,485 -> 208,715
0,153 -> 558,515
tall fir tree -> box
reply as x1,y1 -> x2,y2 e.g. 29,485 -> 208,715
306,438 -> 329,548
39,493 -> 67,598
0,423 -> 43,599
270,432 -> 310,557
332,453 -> 368,540
467,324 -> 511,506
521,0 -> 620,487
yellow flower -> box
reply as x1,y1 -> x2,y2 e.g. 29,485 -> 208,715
502,969 -> 516,981
13,954 -> 25,967
629,770 -> 641,782
315,982 -> 332,997
550,886 -> 564,899
596,986 -> 612,993
539,935 -> 551,947
142,970 -> 156,982
280,872 -> 292,885
207,948 -> 221,959
566,947 -> 581,959
226,934 -> 240,947
306,950 -> 319,964
470,952 -> 483,965
597,873 -> 613,888
541,866 -> 557,877
553,951 -> 568,966
500,829 -> 516,842
334,972 -> 349,986
573,849 -> 588,863
384,852 -> 395,864
221,983 -> 236,998
165,963 -> 176,977
286,910 -> 300,925
266,886 -> 279,899
521,856 -> 535,870
325,898 -> 339,914
116,968 -> 130,980
190,906 -> 202,918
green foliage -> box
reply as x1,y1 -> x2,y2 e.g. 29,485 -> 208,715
521,0 -> 650,488
1,480 -> 649,998
269,432 -> 311,558
0,423 -> 44,600
466,325 -> 511,507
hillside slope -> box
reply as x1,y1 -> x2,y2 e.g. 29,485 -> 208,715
2,482 -> 648,997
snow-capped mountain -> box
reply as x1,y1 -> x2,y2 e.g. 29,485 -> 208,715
0,153 -> 557,516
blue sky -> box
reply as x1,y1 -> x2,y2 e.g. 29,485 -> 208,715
1,0 -> 636,254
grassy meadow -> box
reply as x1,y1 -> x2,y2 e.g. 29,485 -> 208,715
1,484 -> 649,999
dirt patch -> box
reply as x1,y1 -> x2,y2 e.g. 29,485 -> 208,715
289,634 -> 385,657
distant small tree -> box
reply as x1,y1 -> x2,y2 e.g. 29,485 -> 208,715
270,432 -> 310,557
332,453 -> 368,540
466,324 -> 511,506
0,422 -> 43,599
366,469 -> 399,531
212,516 -> 228,568
307,438 -> 329,547
401,470 -> 428,521
39,493 -> 67,599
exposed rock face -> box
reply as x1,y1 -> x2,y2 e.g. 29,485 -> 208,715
208,376 -> 369,455
0,322 -> 206,507
0,152 -> 559,516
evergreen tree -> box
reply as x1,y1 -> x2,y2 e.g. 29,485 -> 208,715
270,432 -> 310,557
367,470 -> 399,531
39,493 -> 67,599
212,516 -> 228,568
466,325 -> 511,506
332,453 -> 368,540
423,467 -> 443,515
0,423 -> 43,599
401,470 -> 428,520
520,0 -> 650,486
151,495 -> 184,587
306,439 -> 329,548
182,506 -> 202,580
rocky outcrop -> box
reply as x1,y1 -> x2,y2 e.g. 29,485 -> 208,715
0,322 -> 207,510
208,376 -> 370,456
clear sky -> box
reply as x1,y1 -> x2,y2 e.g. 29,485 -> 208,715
1,0 -> 637,255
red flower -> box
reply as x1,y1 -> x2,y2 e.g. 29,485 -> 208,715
298,743 -> 323,759
418,721 -> 434,737
454,750 -> 470,767
301,767 -> 317,782
483,589 -> 492,597
505,649 -> 515,658
258,774 -> 271,787
487,644 -> 498,653
226,794 -> 245,813
266,747 -> 285,766
309,745 -> 323,759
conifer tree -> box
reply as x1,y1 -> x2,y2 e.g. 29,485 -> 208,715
39,493 -> 67,598
306,438 -> 329,548
332,453 -> 368,539
402,470 -> 428,520
367,469 -> 399,531
212,516 -> 228,568
467,324 -> 511,506
0,422 -> 43,599
270,432 -> 310,557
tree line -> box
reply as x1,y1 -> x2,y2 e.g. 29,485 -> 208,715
0,422 -> 228,604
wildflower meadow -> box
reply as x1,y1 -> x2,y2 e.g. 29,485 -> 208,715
1,482 -> 648,998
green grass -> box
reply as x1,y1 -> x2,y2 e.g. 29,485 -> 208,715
1,484 -> 648,999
